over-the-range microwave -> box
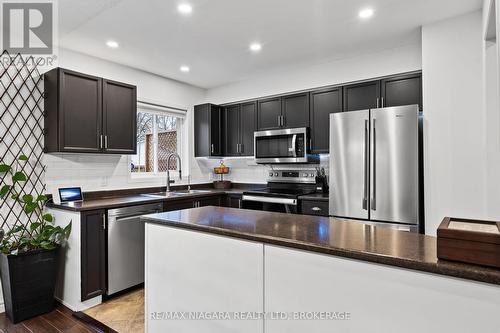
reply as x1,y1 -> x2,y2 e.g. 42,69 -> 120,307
254,127 -> 319,164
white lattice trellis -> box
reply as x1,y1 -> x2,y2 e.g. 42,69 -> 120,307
0,51 -> 45,230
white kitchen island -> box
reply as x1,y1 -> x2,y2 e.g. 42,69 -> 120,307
143,207 -> 500,333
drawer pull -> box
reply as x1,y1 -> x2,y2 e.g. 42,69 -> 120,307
311,207 -> 322,211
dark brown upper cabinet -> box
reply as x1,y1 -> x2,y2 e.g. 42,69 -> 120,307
343,80 -> 381,112
257,97 -> 281,130
102,79 -> 137,154
194,103 -> 223,157
281,93 -> 310,128
257,93 -> 309,130
239,102 -> 256,156
310,87 -> 342,153
44,68 -> 137,154
224,104 -> 240,156
81,209 -> 106,301
381,73 -> 422,110
223,102 -> 256,157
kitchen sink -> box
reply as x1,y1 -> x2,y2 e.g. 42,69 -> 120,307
141,189 -> 212,198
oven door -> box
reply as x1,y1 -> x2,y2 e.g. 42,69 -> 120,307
241,194 -> 298,214
254,128 -> 308,164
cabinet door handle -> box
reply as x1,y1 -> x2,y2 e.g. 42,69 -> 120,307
100,135 -> 103,149
211,144 -> 214,154
311,207 -> 322,211
381,97 -> 384,108
102,214 -> 106,230
281,115 -> 285,127
237,143 -> 241,154
376,97 -> 380,108
238,199 -> 242,209
104,135 -> 108,149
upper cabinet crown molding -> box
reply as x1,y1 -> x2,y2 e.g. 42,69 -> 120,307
43,68 -> 137,154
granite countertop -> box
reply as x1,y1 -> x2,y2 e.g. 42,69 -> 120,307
142,206 -> 500,286
298,192 -> 329,201
46,185 -> 260,212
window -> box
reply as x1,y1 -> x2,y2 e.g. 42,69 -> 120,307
131,102 -> 185,174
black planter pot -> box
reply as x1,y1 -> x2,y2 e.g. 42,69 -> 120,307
0,248 -> 59,323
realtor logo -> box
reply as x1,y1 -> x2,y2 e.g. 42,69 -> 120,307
2,1 -> 53,54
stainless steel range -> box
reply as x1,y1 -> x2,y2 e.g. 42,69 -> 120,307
242,169 -> 317,214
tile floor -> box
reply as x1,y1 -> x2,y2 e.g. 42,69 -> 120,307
84,288 -> 144,333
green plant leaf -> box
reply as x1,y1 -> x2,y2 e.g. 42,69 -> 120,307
0,185 -> 10,198
7,225 -> 23,235
12,172 -> 27,183
18,155 -> 28,161
40,241 -> 56,250
11,194 -> 19,200
0,164 -> 10,173
24,202 -> 38,214
36,194 -> 48,202
22,194 -> 33,203
63,221 -> 72,239
30,222 -> 41,231
42,213 -> 53,222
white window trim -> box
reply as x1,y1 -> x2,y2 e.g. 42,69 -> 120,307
129,101 -> 187,182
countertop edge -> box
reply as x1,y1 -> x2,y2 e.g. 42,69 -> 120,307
142,215 -> 500,287
46,190 -> 238,212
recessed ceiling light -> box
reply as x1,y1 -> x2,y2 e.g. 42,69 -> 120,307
359,8 -> 374,19
106,40 -> 119,48
180,65 -> 190,73
249,42 -> 262,52
177,3 -> 192,14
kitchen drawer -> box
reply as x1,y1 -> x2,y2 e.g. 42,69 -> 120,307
301,200 -> 329,217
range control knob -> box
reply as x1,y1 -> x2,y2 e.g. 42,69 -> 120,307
274,172 -> 279,177
269,172 -> 273,177
310,173 -> 315,177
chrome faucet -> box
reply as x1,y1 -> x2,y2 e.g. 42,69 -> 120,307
166,153 -> 182,192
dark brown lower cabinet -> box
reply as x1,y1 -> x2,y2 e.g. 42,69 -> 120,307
300,200 -> 329,217
81,209 -> 106,301
198,196 -> 221,207
163,195 -> 223,212
225,194 -> 243,208
163,199 -> 197,212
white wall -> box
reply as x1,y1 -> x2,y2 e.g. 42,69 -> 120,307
422,11 -> 491,235
206,43 -> 422,104
43,49 -> 206,194
483,0 -> 500,219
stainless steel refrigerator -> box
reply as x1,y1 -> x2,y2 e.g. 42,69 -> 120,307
329,105 -> 419,232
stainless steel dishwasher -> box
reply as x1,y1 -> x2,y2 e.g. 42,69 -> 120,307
107,202 -> 163,296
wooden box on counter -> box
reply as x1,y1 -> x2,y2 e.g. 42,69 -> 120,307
437,217 -> 500,269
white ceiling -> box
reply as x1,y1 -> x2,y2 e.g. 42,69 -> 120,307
59,0 -> 482,89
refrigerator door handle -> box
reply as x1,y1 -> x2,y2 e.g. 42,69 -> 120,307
362,119 -> 368,210
371,119 -> 377,210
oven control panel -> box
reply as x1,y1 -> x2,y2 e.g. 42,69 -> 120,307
267,170 -> 317,183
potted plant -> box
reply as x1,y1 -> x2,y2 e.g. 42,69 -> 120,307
0,155 -> 71,323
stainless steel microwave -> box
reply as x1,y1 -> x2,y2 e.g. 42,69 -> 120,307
254,127 -> 319,164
